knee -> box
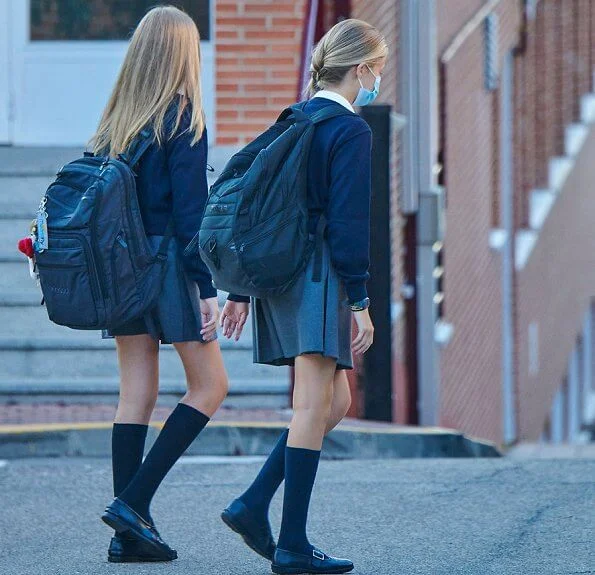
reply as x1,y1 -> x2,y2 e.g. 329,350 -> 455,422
186,372 -> 229,405
213,373 -> 229,402
294,397 -> 333,426
117,391 -> 157,422
338,394 -> 352,419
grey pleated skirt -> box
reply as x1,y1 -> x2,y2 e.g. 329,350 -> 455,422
252,241 -> 353,370
102,235 -> 209,344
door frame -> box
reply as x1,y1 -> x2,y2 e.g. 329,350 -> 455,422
9,0 -> 215,146
0,0 -> 12,144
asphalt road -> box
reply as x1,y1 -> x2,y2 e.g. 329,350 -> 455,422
0,456 -> 593,575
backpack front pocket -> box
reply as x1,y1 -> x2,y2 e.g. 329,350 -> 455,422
36,237 -> 101,328
238,212 -> 305,292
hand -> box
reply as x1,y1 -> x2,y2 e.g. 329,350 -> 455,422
200,297 -> 220,342
220,300 -> 250,341
352,308 -> 374,355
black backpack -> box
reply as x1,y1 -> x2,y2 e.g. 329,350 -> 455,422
185,102 -> 351,299
34,125 -> 174,330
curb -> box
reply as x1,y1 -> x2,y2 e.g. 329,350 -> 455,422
0,421 -> 501,459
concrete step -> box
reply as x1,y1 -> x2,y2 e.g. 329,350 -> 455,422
0,218 -> 32,261
0,304 -> 255,348
0,261 -> 38,296
0,375 -> 289,397
0,342 -> 282,382
0,147 -> 82,176
0,177 -> 52,218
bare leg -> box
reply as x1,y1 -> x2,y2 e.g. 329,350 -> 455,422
276,354 -> 336,554
173,339 -> 229,416
288,354 -> 336,449
325,369 -> 352,434
114,339 -> 228,523
114,334 -> 159,424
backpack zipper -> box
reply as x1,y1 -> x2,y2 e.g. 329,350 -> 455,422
238,214 -> 299,253
110,233 -> 126,305
110,161 -> 142,259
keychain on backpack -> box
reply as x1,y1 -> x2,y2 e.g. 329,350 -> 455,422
34,196 -> 49,253
17,228 -> 39,286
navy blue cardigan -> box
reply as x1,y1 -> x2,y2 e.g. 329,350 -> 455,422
135,101 -> 217,299
303,98 -> 372,304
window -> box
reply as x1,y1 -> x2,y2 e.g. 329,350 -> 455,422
30,0 -> 210,42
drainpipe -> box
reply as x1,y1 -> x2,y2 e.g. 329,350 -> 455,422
400,0 -> 444,425
297,0 -> 320,99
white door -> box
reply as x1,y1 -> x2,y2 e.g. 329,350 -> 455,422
10,0 -> 213,146
0,0 -> 11,143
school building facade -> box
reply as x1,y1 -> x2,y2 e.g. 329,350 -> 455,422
2,0 -> 595,447
223,0 -> 595,447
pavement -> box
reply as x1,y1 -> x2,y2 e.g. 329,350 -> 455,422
0,456 -> 593,575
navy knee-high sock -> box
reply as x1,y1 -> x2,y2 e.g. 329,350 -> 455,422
111,423 -> 148,497
238,428 -> 288,519
277,446 -> 321,555
118,403 -> 209,521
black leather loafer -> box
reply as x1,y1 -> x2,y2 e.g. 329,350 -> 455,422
101,498 -> 175,558
221,498 -> 276,560
272,547 -> 354,574
108,533 -> 178,563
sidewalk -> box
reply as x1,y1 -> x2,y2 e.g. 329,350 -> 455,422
0,398 -> 500,460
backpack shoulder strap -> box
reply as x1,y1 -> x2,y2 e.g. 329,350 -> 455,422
124,127 -> 154,168
308,104 -> 354,125
276,101 -> 355,126
123,104 -> 181,168
275,101 -> 308,124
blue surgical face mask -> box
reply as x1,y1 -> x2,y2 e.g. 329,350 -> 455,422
354,65 -> 381,107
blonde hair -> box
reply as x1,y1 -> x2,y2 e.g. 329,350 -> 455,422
91,5 -> 205,156
307,19 -> 388,98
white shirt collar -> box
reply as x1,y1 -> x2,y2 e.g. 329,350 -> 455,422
312,90 -> 355,113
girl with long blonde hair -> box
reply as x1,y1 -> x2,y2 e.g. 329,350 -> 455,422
94,5 -> 235,563
220,19 -> 387,574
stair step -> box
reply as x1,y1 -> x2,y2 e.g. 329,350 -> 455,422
0,147 -> 82,176
0,261 -> 38,295
0,304 -> 254,349
0,218 -> 33,257
0,376 -> 289,396
0,345 -> 281,381
0,176 -> 52,218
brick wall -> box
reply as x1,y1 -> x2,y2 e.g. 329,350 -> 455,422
514,0 -> 595,440
214,0 -> 306,146
438,0 -> 520,443
436,0 -> 486,54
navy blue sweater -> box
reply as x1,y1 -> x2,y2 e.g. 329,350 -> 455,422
303,98 -> 372,303
135,101 -> 217,299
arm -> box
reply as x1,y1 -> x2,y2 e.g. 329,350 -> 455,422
325,128 -> 373,305
165,108 -> 217,300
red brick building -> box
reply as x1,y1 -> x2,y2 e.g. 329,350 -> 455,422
214,0 -> 595,446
